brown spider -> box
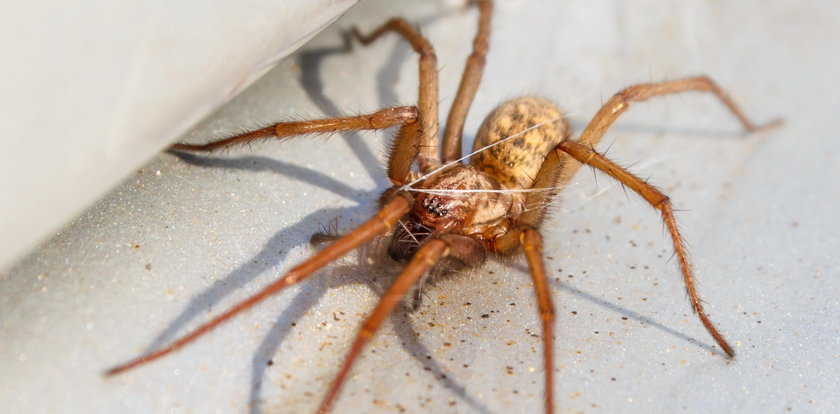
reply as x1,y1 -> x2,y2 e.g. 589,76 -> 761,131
106,1 -> 780,412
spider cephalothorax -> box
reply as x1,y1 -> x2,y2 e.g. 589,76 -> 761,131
388,96 -> 572,262
409,166 -> 513,234
384,164 -> 510,263
108,1 -> 780,413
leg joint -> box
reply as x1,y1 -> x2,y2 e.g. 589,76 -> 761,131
540,305 -> 556,322
653,194 -> 671,210
370,106 -> 418,128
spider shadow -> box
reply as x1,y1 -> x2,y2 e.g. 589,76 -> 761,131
509,262 -> 727,357
142,200 -> 372,356
145,32 -> 391,358
168,151 -> 364,201
297,30 -> 385,187
295,8 -> 454,186
243,250 -> 383,414
148,140 -> 380,354
143,29 -> 393,363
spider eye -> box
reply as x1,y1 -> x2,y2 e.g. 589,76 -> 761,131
422,196 -> 449,217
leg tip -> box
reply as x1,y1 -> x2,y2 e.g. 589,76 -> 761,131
721,342 -> 736,359
749,117 -> 784,134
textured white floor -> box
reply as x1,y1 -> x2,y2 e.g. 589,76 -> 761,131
2,1 -> 838,413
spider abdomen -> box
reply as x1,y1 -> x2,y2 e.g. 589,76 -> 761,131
471,97 -> 570,190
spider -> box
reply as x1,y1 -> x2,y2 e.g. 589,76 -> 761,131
106,1 -> 780,412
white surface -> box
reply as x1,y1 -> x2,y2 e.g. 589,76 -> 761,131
2,0 -> 839,413
0,0 -> 358,270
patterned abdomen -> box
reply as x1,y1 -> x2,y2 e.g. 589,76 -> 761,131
470,97 -> 570,189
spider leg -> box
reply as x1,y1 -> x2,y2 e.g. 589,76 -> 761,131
487,228 -> 556,414
511,76 -> 783,237
442,0 -> 493,163
105,195 -> 412,376
557,140 -> 735,358
519,228 -> 556,414
351,18 -> 440,172
564,76 -> 782,183
171,106 -> 421,185
317,238 -> 451,413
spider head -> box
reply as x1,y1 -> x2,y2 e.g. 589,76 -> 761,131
414,193 -> 468,232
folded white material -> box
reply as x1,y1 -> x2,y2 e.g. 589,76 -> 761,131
0,0 -> 358,270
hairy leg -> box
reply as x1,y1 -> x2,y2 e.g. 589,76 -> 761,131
442,0 -> 493,163
171,107 -> 421,185
351,18 -> 441,172
519,228 -> 556,414
561,76 -> 782,183
518,76 -> 781,229
557,140 -> 735,357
